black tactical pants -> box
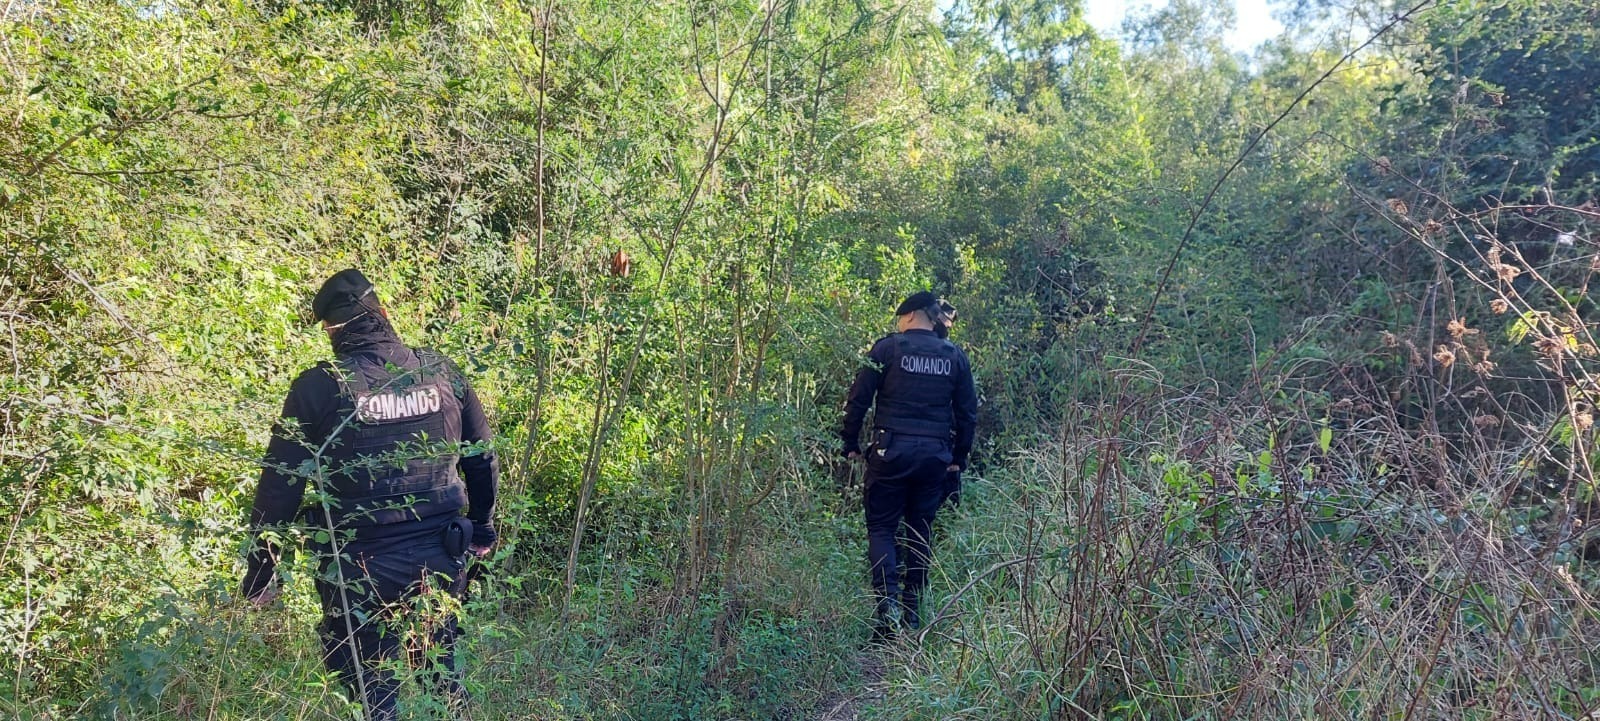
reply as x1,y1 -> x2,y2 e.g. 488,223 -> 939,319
314,525 -> 468,721
863,433 -> 951,605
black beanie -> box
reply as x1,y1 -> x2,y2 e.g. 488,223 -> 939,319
894,291 -> 939,316
311,269 -> 378,324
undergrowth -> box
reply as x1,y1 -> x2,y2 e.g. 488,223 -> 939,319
870,385 -> 1600,720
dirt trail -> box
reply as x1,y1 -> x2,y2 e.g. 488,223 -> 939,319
817,650 -> 887,721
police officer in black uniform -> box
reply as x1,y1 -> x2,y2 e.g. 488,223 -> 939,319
841,291 -> 978,639
241,269 -> 499,720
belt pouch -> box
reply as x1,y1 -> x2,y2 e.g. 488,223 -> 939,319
441,517 -> 473,557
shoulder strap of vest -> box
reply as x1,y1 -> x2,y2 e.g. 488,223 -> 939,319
886,333 -> 906,376
331,357 -> 370,396
413,347 -> 466,402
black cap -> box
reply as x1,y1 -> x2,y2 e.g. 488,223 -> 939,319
895,291 -> 939,316
311,269 -> 378,324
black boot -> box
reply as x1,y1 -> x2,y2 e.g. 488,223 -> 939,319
870,596 -> 900,644
900,590 -> 921,631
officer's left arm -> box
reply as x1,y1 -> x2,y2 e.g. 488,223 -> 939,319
456,377 -> 500,552
951,349 -> 979,471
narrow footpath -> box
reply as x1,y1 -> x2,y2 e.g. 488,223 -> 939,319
818,650 -> 887,721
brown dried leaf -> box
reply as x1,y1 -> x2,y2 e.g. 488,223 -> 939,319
1433,345 -> 1456,368
1534,337 -> 1565,358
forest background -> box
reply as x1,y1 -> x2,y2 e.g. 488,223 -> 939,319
3,0 -> 1600,718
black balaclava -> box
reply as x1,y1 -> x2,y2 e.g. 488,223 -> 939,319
329,303 -> 400,354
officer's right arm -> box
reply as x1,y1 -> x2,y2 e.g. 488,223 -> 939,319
839,338 -> 891,456
951,349 -> 979,471
240,366 -> 334,602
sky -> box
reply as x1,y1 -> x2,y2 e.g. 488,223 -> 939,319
1083,0 -> 1286,53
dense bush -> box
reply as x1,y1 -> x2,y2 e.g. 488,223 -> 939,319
4,0 -> 1599,718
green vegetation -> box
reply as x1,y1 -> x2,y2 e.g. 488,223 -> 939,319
3,0 -> 1599,718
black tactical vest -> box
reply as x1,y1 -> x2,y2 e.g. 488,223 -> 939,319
315,348 -> 468,529
873,331 -> 963,440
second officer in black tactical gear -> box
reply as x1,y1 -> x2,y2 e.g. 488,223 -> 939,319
241,269 -> 499,720
841,291 -> 978,639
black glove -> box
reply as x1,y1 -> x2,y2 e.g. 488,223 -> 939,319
841,442 -> 861,458
944,469 -> 962,508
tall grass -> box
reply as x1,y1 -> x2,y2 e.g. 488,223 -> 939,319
873,381 -> 1600,719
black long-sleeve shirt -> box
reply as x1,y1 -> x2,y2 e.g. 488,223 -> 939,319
240,336 -> 497,599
